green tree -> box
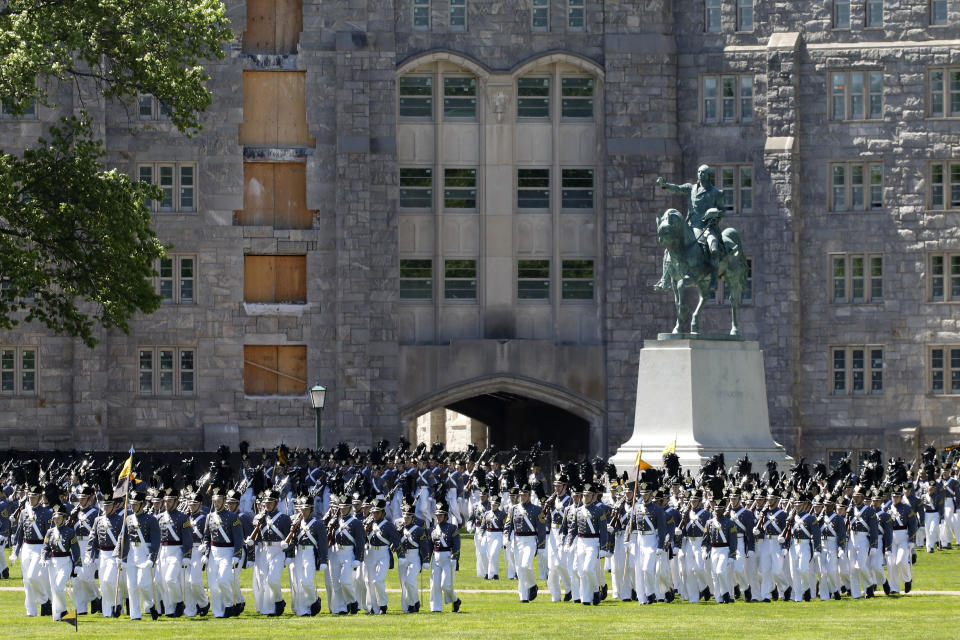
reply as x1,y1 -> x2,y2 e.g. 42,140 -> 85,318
0,0 -> 232,347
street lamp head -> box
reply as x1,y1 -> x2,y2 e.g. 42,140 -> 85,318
310,383 -> 327,409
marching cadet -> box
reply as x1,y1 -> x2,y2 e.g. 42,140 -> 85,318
123,490 -> 161,620
182,493 -> 210,617
282,495 -> 326,617
429,501 -> 461,612
87,495 -> 127,617
608,483 -> 631,602
702,497 -> 737,604
847,485 -> 879,599
921,475 -> 944,553
727,490 -> 756,601
481,495 -> 507,580
42,505 -> 82,621
544,474 -> 572,602
885,485 -> 917,595
225,489 -> 251,614
562,486 -> 582,602
678,490 -> 710,603
755,489 -> 787,602
364,498 -> 399,614
939,465 -> 958,548
0,489 -> 11,579
504,484 -> 546,602
395,503 -> 429,613
656,488 -> 681,602
574,482 -> 608,606
785,493 -> 820,602
13,484 -> 53,616
246,488 -> 291,616
69,484 -> 100,614
630,482 -> 666,605
328,494 -> 365,615
816,495 -> 846,601
203,488 -> 245,618
156,488 -> 191,618
871,490 -> 892,595
470,487 -> 491,578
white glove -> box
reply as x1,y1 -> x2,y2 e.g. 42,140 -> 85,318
599,550 -> 608,559
674,528 -> 683,538
40,559 -> 49,569
318,563 -> 328,572
725,558 -> 734,570
655,548 -> 664,557
244,537 -> 254,547
145,559 -> 154,569
231,557 -> 240,569
351,559 -> 361,570
746,550 -> 754,559
181,557 -> 191,569
280,542 -> 289,551
777,535 -> 786,544
8,552 -> 16,563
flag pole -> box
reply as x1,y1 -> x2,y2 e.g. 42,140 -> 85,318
114,446 -> 135,610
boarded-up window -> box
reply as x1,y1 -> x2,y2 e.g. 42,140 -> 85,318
236,162 -> 312,228
244,255 -> 307,303
239,72 -> 314,147
244,345 -> 307,395
243,0 -> 303,55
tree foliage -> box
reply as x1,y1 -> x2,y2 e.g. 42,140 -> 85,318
0,0 -> 232,347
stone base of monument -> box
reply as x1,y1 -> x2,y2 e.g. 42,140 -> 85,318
610,337 -> 791,476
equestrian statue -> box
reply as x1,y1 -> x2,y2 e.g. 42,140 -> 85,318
653,165 -> 750,336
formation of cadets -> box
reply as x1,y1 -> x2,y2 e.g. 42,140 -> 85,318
2,439 -> 959,621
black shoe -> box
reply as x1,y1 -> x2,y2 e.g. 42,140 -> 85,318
665,589 -> 675,603
911,552 -> 917,564
631,589 -> 638,601
833,591 -> 841,601
239,601 -> 246,613
840,585 -> 847,594
865,586 -> 875,599
91,598 -> 102,615
1,568 -> 8,579
762,598 -> 771,603
40,601 -> 52,617
743,587 -> 752,602
882,581 -> 890,596
452,598 -> 461,612
414,601 -> 420,612
529,585 -> 538,601
803,589 -> 811,602
112,605 -> 123,618
647,594 -> 656,605
723,593 -> 733,604
581,600 -> 591,606
734,585 -> 741,599
904,581 -> 912,593
380,605 -> 387,614
573,599 -> 580,603
125,598 -> 131,615
600,584 -> 607,600
493,575 -> 499,580
149,606 -> 160,621
783,587 -> 792,601
169,601 -> 185,618
771,587 -> 779,601
593,592 -> 600,606
198,602 -> 210,617
563,592 -> 572,602
521,599 -> 529,603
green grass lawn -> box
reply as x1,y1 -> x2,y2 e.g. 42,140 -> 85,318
1,538 -> 958,640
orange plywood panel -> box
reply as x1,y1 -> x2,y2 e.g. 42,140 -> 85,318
244,345 -> 278,395
239,72 -> 279,146
242,0 -> 277,54
273,163 -> 311,229
275,255 -> 307,303
276,72 -> 313,147
244,255 -> 277,303
239,163 -> 277,226
277,346 -> 307,394
276,0 -> 303,54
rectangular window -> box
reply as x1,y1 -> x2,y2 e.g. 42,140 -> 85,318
830,71 -> 883,121
518,259 -> 550,300
243,345 -> 307,396
834,0 -> 851,28
737,0 -> 753,31
237,162 -> 311,229
400,259 -> 433,300
928,253 -> 960,302
866,0 -> 883,27
137,95 -> 171,121
443,77 -> 477,119
702,75 -> 752,123
137,162 -> 197,213
414,0 -> 431,30
157,256 -> 196,304
705,0 -> 721,33
832,346 -> 883,396
444,259 -> 477,300
0,347 -> 37,396
929,161 -> 960,210
830,253 -> 883,303
928,69 -> 960,118
0,98 -> 36,120
517,168 -> 550,210
444,168 -> 477,210
931,0 -> 947,26
568,0 -> 585,31
561,259 -> 594,300
561,77 -> 594,119
829,161 -> 883,211
399,168 -> 433,210
517,77 -> 550,118
715,164 -> 752,213
139,347 -> 195,396
929,346 -> 960,395
561,168 -> 594,211
243,255 -> 307,304
399,76 -> 433,119
532,0 -> 549,32
450,0 -> 467,31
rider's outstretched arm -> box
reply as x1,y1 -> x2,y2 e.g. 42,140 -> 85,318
656,177 -> 691,194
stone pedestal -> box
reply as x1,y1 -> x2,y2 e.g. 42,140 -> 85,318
610,338 -> 790,475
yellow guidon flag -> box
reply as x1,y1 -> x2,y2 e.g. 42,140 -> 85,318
117,455 -> 134,483
662,440 -> 677,456
634,449 -> 652,471
59,608 -> 77,631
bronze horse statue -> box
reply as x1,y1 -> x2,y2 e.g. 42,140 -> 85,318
655,208 -> 749,336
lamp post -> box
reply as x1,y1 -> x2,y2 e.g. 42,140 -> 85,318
309,383 -> 326,449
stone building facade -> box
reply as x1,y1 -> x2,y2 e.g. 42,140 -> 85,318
0,1 -> 958,466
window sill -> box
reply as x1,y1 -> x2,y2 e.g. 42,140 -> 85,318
830,301 -> 884,306
927,300 -> 960,304
400,298 -> 434,304
243,302 -> 313,316
398,117 -> 435,123
137,394 -> 196,399
517,298 -> 551,304
441,298 -> 479,305
399,208 -> 434,214
0,394 -> 37,399
560,298 -> 596,304
561,209 -> 595,215
701,121 -> 754,126
244,393 -> 309,401
828,209 -> 886,214
828,393 -> 884,398
828,118 -> 883,123
929,393 -> 960,397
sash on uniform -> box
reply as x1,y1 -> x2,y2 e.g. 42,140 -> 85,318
767,510 -> 783,534
209,512 -> 231,543
128,515 -> 146,544
160,513 -> 181,542
302,518 -> 319,547
792,515 -> 811,539
710,519 -> 727,544
337,517 -> 356,545
582,506 -> 596,534
266,513 -> 284,540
